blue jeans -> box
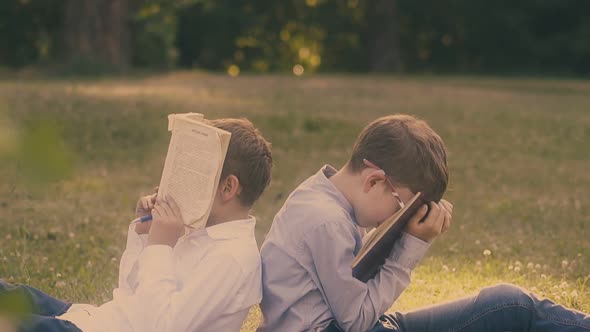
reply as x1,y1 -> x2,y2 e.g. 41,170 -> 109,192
0,279 -> 82,332
326,283 -> 590,332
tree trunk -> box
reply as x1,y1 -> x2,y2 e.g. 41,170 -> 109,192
367,0 -> 404,73
64,0 -> 129,67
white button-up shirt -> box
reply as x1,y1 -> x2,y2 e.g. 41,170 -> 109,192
58,217 -> 262,332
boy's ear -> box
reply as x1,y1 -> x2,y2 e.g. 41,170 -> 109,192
362,169 -> 386,193
219,175 -> 241,202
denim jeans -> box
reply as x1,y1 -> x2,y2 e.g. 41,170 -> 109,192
0,279 -> 82,332
325,283 -> 590,332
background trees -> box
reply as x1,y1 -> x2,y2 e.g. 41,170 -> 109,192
1,0 -> 588,74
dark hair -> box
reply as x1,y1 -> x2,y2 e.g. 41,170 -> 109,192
207,118 -> 272,207
348,114 -> 448,201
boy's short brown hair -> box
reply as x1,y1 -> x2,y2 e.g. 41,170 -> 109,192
348,114 -> 448,202
208,118 -> 272,207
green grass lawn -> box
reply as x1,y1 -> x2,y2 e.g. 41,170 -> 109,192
1,72 -> 589,330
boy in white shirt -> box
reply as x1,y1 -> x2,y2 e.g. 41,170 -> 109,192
0,118 -> 272,332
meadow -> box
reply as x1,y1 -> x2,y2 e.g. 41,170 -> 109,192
1,72 -> 589,330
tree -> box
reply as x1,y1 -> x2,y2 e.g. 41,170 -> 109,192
64,0 -> 130,67
367,0 -> 404,73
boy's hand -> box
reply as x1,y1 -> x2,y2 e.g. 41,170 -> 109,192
147,195 -> 185,247
405,199 -> 453,243
134,187 -> 158,235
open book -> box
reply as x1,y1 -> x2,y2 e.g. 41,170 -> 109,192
351,192 -> 426,282
157,113 -> 231,227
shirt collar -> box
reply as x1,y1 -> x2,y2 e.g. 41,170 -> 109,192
204,216 -> 256,240
314,164 -> 355,217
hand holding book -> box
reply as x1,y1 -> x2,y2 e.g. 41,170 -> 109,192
351,193 -> 453,282
405,200 -> 453,243
134,187 -> 159,235
129,113 -> 231,232
147,195 -> 186,247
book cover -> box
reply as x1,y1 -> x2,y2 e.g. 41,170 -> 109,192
352,192 -> 426,282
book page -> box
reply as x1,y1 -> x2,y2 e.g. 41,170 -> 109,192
168,113 -> 204,131
158,119 -> 222,226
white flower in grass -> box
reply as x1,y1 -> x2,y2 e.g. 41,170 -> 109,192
508,265 -> 514,270
527,262 -> 534,269
68,232 -> 75,238
483,249 -> 491,256
442,265 -> 450,272
5,234 -> 11,240
571,290 -> 578,298
515,260 -> 522,266
561,260 -> 569,269
55,281 -> 66,288
560,281 -> 568,288
541,274 -> 547,279
514,266 -> 521,272
42,256 -> 48,262
535,264 -> 541,270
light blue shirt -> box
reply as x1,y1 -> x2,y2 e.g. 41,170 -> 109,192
258,165 -> 430,332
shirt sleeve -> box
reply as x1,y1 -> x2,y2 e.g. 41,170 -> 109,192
303,222 -> 430,332
118,224 -> 148,290
132,245 -> 245,332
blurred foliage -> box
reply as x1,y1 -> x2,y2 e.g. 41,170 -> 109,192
0,0 -> 589,74
1,111 -> 74,185
131,1 -> 179,68
0,288 -> 32,321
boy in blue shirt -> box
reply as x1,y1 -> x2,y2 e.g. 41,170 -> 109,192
258,114 -> 590,332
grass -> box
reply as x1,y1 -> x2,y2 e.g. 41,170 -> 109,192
1,71 -> 589,330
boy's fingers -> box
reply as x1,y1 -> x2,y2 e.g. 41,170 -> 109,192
152,206 -> 162,219
444,210 -> 452,232
149,194 -> 157,208
153,186 -> 159,194
161,199 -> 174,219
166,195 -> 182,219
431,202 -> 446,234
156,200 -> 170,218
409,204 -> 429,226
440,215 -> 449,234
440,199 -> 453,214
424,201 -> 442,225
